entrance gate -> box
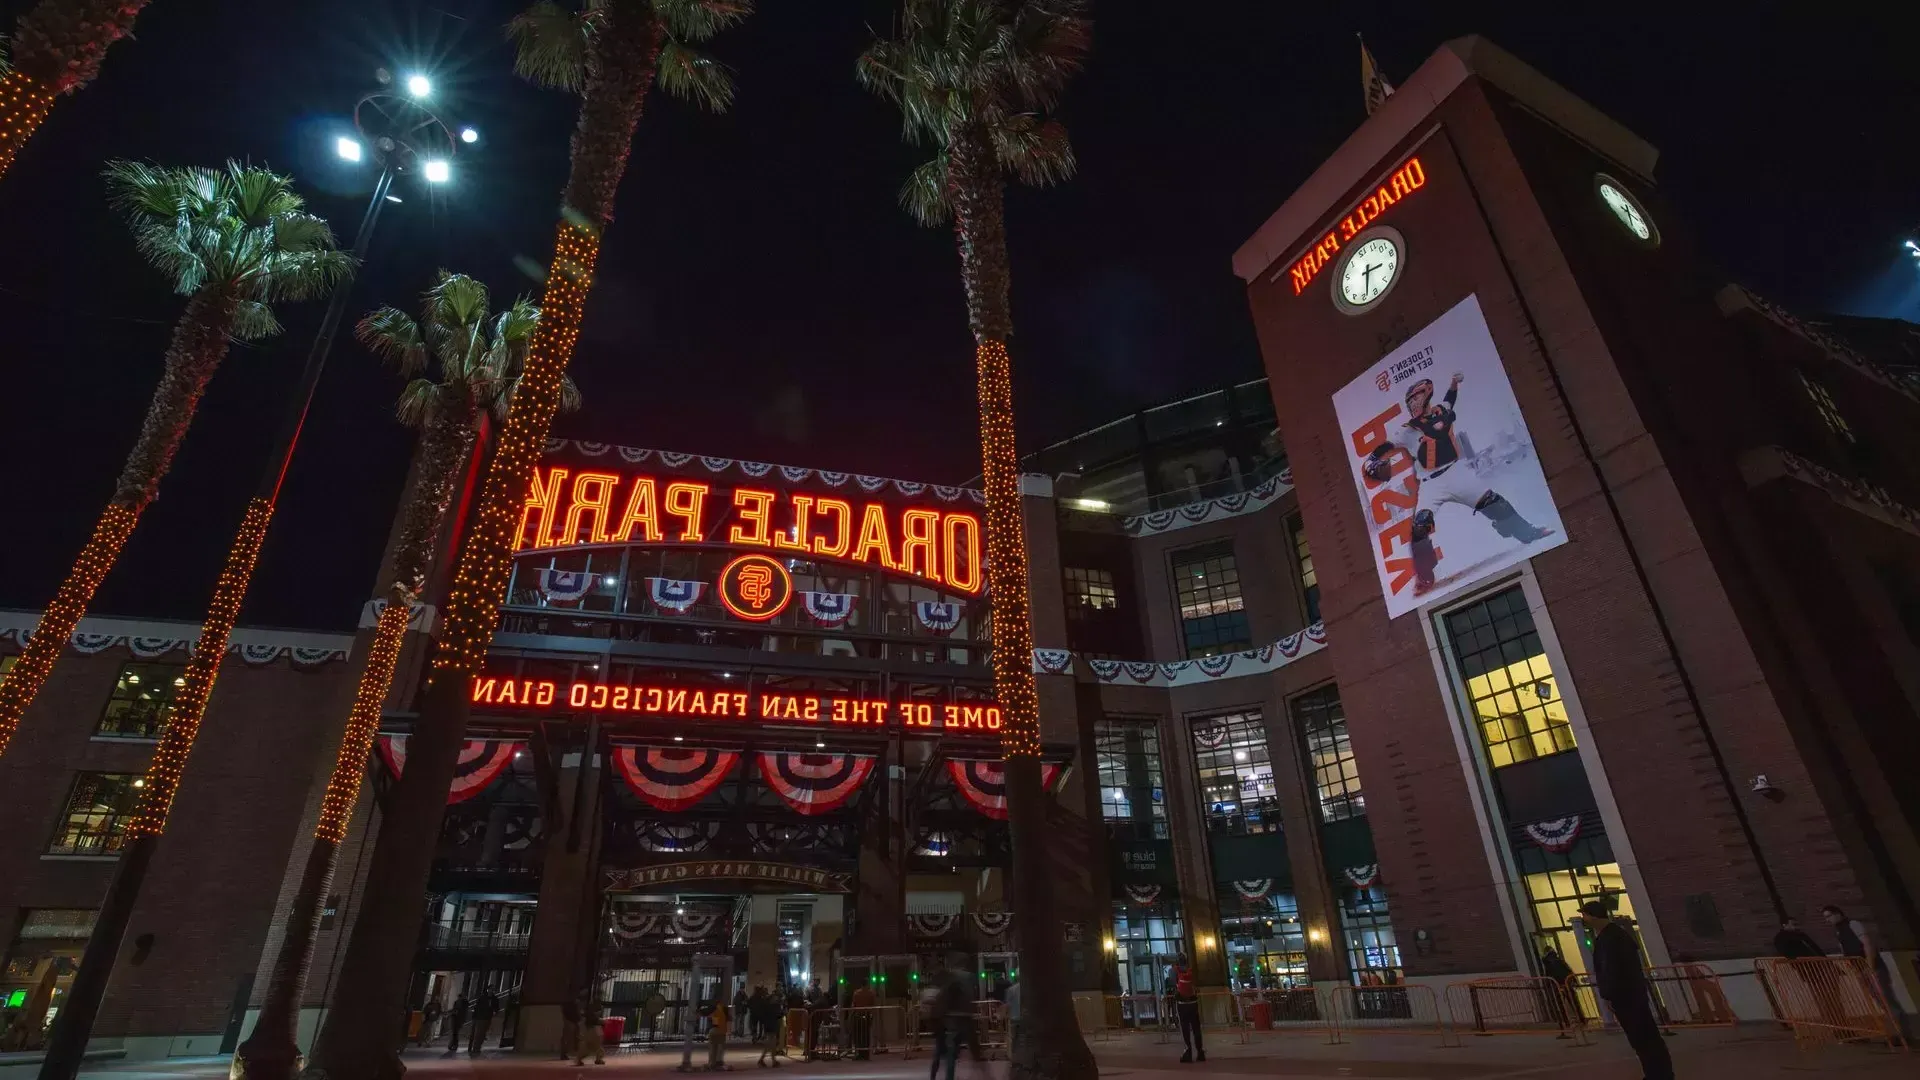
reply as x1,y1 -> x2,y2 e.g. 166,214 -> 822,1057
678,952 -> 735,1071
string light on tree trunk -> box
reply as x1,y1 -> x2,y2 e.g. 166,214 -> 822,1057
974,338 -> 1041,760
0,503 -> 139,754
0,70 -> 56,180
433,221 -> 599,679
315,591 -> 415,844
128,497 -> 274,837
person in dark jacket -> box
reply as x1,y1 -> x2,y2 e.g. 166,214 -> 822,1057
1581,901 -> 1671,1080
444,995 -> 469,1057
469,992 -> 497,1054
1538,948 -> 1575,1032
1773,918 -> 1824,959
1172,951 -> 1203,1063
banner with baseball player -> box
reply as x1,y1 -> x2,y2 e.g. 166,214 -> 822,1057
1332,294 -> 1567,619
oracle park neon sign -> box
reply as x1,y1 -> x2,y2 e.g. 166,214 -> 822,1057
469,675 -> 1003,734
515,466 -> 984,593
1286,156 -> 1428,296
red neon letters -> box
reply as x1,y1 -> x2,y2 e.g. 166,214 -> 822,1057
1287,157 -> 1429,296
470,676 -> 1002,732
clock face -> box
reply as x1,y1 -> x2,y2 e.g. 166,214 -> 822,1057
1339,236 -> 1400,307
1598,181 -> 1652,241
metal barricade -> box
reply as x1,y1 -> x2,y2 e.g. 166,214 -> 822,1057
1566,966 -> 1738,1030
1071,991 -> 1111,1041
782,1007 -> 810,1055
1323,983 -> 1457,1047
1754,957 -> 1906,1050
834,1005 -> 912,1058
975,1000 -> 1009,1059
1443,976 -> 1588,1044
1103,993 -> 1175,1042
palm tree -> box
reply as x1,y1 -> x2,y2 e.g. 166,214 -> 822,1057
234,273 -> 573,1080
305,4 -> 751,1075
0,162 -> 348,759
859,4 -> 1094,1079
0,0 -> 155,179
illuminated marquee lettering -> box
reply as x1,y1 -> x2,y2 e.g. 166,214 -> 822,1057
1287,156 -> 1429,296
516,466 -> 984,592
475,676 -> 999,733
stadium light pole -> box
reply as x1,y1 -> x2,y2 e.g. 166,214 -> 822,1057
37,76 -> 464,1080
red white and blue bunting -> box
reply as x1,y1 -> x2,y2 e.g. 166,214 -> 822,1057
1344,864 -> 1381,888
908,913 -> 959,938
946,759 -> 1065,820
1047,623 -> 1327,687
0,620 -> 349,667
1523,815 -> 1584,854
376,735 -> 520,805
538,567 -> 595,604
915,601 -> 963,635
1123,884 -> 1162,906
613,746 -> 739,812
1119,471 -> 1295,537
757,752 -> 876,815
1232,879 -> 1273,901
543,439 -> 989,505
912,831 -> 952,857
801,592 -> 858,627
972,912 -> 1014,937
646,577 -> 707,614
1192,725 -> 1229,749
631,821 -> 718,852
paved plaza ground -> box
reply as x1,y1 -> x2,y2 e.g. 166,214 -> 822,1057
3,1026 -> 1908,1080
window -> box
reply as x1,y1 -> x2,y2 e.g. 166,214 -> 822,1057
1443,588 -> 1576,768
1290,515 -> 1320,624
1340,887 -> 1402,983
1171,543 -> 1250,658
97,662 -> 185,739
1293,687 -> 1363,822
1111,901 -> 1186,1004
1222,891 -> 1309,990
48,773 -> 140,855
1064,567 -> 1118,617
1096,719 -> 1167,840
1799,371 -> 1854,443
1519,838 -> 1635,977
1189,711 -> 1279,834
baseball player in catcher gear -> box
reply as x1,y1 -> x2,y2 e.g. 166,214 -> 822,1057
1364,373 -> 1554,596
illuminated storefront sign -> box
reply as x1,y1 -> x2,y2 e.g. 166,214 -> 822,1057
515,466 -> 984,592
606,861 -> 853,893
717,553 -> 793,621
1287,157 -> 1428,296
471,675 -> 1003,732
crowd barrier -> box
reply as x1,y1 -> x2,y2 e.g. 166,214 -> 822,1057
1753,957 -> 1906,1050
1565,965 -> 1737,1030
1443,976 -> 1589,1044
1323,983 -> 1458,1047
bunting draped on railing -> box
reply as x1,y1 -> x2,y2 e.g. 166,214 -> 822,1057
1231,879 -> 1272,901
646,577 -> 707,614
613,747 -> 739,812
538,567 -> 595,603
757,752 -> 876,815
1523,814 -> 1583,853
0,621 -> 350,667
915,601 -> 962,634
543,439 -> 989,505
946,759 -> 1064,820
1061,624 -> 1328,686
1344,864 -> 1381,888
908,913 -> 959,938
972,912 -> 1014,937
611,909 -> 662,940
1123,884 -> 1162,906
801,592 -> 857,627
912,831 -> 951,857
608,909 -> 723,940
631,821 -> 718,852
376,735 -> 520,805
1118,470 -> 1295,537
671,911 -> 722,941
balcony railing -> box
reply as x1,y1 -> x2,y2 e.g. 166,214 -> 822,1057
423,925 -> 533,953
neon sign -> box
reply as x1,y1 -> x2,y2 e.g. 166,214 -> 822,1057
1287,157 -> 1428,296
515,467 -> 984,593
717,553 -> 792,621
470,676 -> 1003,732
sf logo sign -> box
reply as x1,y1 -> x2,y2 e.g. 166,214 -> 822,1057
718,553 -> 793,621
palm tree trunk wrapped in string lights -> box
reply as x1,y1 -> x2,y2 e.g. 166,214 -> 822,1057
0,0 -> 154,179
860,3 -> 1097,1078
303,4 -> 750,1076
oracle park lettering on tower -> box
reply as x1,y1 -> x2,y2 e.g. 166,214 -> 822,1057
469,676 -> 1003,734
515,466 -> 985,593
1286,157 -> 1429,296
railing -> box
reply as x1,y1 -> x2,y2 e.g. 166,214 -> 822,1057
1442,976 -> 1588,1044
422,925 -> 533,953
1321,984 -> 1457,1047
1753,957 -> 1906,1050
1565,965 -> 1738,1030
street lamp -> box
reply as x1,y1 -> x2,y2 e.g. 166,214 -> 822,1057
405,72 -> 432,98
459,126 -> 479,144
423,158 -> 450,183
335,136 -> 362,162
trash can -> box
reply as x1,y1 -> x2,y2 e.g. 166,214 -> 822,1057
603,1014 -> 627,1044
1249,1001 -> 1273,1030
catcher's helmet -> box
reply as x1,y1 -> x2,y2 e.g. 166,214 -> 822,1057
1362,455 -> 1394,483
1404,378 -> 1435,405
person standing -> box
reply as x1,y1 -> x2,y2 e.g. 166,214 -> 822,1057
849,979 -> 877,1059
420,997 -> 442,1047
1538,947 -> 1575,1033
444,995 -> 469,1057
1774,918 -> 1824,959
708,996 -> 731,1069
576,999 -> 606,1066
468,991 -> 497,1054
1582,901 -> 1672,1080
1823,905 -> 1903,1017
561,994 -> 583,1061
736,986 -> 751,1038
1001,974 -> 1022,1057
1172,952 -> 1204,1063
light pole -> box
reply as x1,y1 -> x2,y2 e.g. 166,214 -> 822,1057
36,75 -> 464,1080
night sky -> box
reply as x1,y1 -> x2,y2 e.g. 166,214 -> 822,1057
2,1 -> 1915,632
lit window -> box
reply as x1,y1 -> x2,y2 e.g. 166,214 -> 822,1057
1172,544 -> 1250,658
1519,839 -> 1635,977
1290,515 -> 1320,624
1221,891 -> 1309,991
97,662 -> 185,739
1189,712 -> 1279,835
1293,686 -> 1363,822
1443,588 -> 1576,768
1799,371 -> 1854,443
48,773 -> 140,856
1064,567 -> 1119,616
1340,887 -> 1402,984
1095,719 -> 1166,839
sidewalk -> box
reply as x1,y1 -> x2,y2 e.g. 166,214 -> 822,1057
4,1025 -> 1907,1079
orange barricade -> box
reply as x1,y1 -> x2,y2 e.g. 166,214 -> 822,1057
783,1007 -> 810,1055
1566,966 -> 1737,1030
1443,976 -> 1588,1045
1323,983 -> 1458,1047
835,1005 -> 911,1057
1231,987 -> 1325,1042
1755,957 -> 1907,1050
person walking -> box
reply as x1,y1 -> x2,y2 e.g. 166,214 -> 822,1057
748,986 -> 768,1041
756,991 -> 787,1068
1822,906 -> 1903,1016
1582,901 -> 1672,1080
1774,918 -> 1824,959
1538,947 -> 1575,1033
443,995 -> 469,1057
1173,952 -> 1204,1063
561,993 -> 583,1061
709,996 -> 731,1069
576,999 -> 606,1066
420,998 -> 442,1047
468,991 -> 497,1054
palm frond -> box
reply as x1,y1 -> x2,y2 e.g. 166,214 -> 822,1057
508,0 -> 593,92
899,153 -> 952,226
356,307 -> 429,377
395,378 -> 443,429
251,246 -> 356,303
269,212 -> 338,254
228,300 -> 284,342
991,116 -> 1075,187
654,40 -> 736,113
652,0 -> 753,43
